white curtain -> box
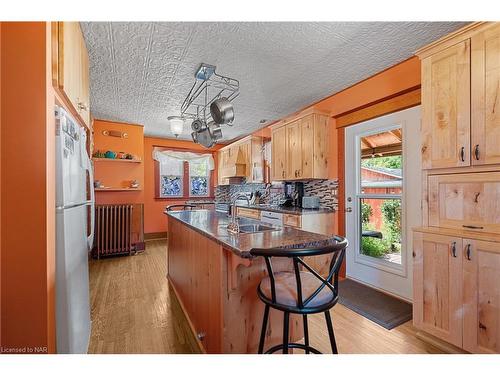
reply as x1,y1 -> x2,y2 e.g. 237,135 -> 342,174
152,149 -> 215,171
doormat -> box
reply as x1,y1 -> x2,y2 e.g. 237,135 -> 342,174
338,278 -> 412,330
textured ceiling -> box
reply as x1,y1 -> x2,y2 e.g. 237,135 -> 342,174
81,22 -> 467,142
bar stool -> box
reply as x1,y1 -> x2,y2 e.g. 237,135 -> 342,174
166,204 -> 196,211
250,236 -> 348,354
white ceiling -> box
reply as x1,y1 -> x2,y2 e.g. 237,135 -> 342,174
81,22 -> 467,142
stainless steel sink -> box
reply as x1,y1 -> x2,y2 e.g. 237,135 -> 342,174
238,224 -> 277,233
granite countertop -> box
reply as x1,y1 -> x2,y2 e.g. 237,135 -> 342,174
165,210 -> 339,259
235,203 -> 334,215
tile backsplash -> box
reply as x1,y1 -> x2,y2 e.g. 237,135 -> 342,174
215,179 -> 338,210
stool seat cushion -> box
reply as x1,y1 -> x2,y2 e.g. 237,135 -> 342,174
259,271 -> 336,308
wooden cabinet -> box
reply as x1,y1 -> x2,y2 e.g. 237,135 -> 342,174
217,136 -> 263,185
463,239 -> 500,353
271,125 -> 287,180
419,23 -> 500,170
235,207 -> 261,220
286,120 -> 302,179
413,231 -> 500,353
471,24 -> 500,166
271,110 -> 329,181
427,172 -> 500,233
55,22 -> 90,128
413,232 -> 463,347
283,213 -> 301,228
421,40 -> 470,169
415,23 -> 500,353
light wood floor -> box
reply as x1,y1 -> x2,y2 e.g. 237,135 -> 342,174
88,239 -> 444,354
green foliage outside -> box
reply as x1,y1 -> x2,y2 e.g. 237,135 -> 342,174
360,199 -> 402,259
362,155 -> 402,169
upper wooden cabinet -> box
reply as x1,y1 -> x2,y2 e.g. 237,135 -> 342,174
418,22 -> 500,170
217,135 -> 264,185
271,110 -> 329,181
420,40 -> 471,169
53,22 -> 91,128
471,24 -> 500,166
271,124 -> 287,180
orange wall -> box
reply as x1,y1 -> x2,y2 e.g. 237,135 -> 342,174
1,22 -> 56,353
93,120 -> 145,205
314,56 -> 421,117
143,136 -> 222,234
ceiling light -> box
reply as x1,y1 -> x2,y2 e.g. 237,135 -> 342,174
168,116 -> 185,138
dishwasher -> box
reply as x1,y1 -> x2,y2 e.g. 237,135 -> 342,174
260,211 -> 283,226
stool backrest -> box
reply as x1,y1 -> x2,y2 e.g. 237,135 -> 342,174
250,236 -> 348,309
166,204 -> 197,211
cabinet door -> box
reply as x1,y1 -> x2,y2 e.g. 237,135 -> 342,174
421,40 -> 470,169
58,22 -> 82,113
271,126 -> 287,180
413,232 -> 463,347
471,24 -> 500,166
286,120 -> 302,180
300,116 -> 314,179
312,114 -> 329,179
428,172 -> 500,233
463,239 -> 500,353
79,33 -> 91,127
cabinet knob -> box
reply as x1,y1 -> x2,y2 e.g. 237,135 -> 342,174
459,146 -> 465,162
474,144 -> 480,160
197,332 -> 206,341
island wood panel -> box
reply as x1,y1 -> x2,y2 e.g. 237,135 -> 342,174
463,238 -> 500,353
413,232 -> 463,347
471,23 -> 500,166
428,172 -> 500,233
167,218 -> 223,353
222,250 -> 303,353
421,40 -> 470,169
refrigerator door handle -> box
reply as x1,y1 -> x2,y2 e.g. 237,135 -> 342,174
86,159 -> 95,251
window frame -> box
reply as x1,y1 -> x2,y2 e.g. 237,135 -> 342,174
154,147 -> 215,200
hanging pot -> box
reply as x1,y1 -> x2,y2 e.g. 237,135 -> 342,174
210,97 -> 234,125
207,121 -> 223,141
191,118 -> 204,132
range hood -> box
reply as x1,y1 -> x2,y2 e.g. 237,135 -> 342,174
221,147 -> 246,179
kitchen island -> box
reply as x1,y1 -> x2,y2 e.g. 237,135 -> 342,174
165,209 -> 338,354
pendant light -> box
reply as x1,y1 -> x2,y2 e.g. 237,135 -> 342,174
168,116 -> 184,138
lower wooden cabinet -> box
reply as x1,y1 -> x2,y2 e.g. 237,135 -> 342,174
413,231 -> 500,353
463,238 -> 500,353
413,232 -> 463,347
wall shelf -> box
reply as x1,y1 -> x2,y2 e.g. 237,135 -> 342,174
92,158 -> 142,163
95,187 -> 142,192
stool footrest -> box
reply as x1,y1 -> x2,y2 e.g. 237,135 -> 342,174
264,342 -> 322,354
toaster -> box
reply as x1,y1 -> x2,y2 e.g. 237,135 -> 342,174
302,196 -> 320,209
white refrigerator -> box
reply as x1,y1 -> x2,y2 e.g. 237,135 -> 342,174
55,106 -> 95,354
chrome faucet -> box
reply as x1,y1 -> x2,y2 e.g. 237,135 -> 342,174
227,194 -> 250,234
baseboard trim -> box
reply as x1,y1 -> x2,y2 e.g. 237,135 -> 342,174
145,232 -> 167,241
415,330 -> 467,354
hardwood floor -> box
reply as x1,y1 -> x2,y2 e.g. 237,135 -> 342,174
88,239 -> 444,354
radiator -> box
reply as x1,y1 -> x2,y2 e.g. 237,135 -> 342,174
94,204 -> 134,258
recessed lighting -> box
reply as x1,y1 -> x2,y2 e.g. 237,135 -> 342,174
259,119 -> 267,124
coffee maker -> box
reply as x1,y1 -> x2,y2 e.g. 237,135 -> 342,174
282,182 -> 305,208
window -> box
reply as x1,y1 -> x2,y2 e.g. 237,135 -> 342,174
159,158 -> 184,197
155,150 -> 213,199
189,159 -> 210,197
